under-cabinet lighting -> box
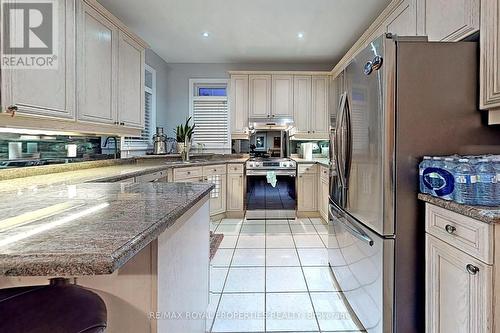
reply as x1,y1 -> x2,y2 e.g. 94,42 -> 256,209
297,32 -> 304,39
202,32 -> 210,38
0,127 -> 84,136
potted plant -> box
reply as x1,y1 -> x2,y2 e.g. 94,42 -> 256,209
175,117 -> 195,161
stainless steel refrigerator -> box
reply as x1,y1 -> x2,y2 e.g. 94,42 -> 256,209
328,34 -> 500,333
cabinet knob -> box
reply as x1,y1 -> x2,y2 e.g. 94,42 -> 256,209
120,122 -> 125,126
466,264 -> 479,275
445,225 -> 456,234
114,121 -> 119,125
187,171 -> 191,174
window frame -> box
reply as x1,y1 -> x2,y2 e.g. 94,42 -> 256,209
188,78 -> 230,150
122,64 -> 157,151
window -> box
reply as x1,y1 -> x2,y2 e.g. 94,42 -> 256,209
123,64 -> 156,150
189,79 -> 230,150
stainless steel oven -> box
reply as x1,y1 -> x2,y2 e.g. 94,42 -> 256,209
245,158 -> 296,218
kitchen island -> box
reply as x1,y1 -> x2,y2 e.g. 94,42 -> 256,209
0,182 -> 214,333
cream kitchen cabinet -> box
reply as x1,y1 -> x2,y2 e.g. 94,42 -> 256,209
117,31 -> 145,129
425,203 -> 494,333
383,0 -> 418,36
249,75 -> 272,119
1,0 -> 76,120
272,75 -> 294,118
480,0 -> 500,124
229,75 -> 249,137
318,165 -> 329,221
77,0 -> 147,130
293,75 -> 312,136
226,164 -> 245,214
311,76 -> 329,135
293,75 -> 329,139
203,165 -> 227,216
297,164 -> 318,213
418,0 -> 479,41
77,1 -> 117,125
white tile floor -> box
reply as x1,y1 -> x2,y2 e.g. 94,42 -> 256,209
207,216 -> 365,333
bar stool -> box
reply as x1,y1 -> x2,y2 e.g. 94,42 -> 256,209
0,278 -> 107,333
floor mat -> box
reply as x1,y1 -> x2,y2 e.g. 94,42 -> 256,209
209,232 -> 224,261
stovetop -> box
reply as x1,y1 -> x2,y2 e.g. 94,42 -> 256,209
246,157 -> 296,170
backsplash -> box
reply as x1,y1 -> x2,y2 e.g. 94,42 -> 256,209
291,140 -> 329,155
0,133 -> 105,168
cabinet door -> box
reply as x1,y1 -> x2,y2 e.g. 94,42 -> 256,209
480,0 -> 500,122
320,179 -> 329,221
422,0 -> 479,41
227,173 -> 244,211
118,31 -> 145,129
2,0 -> 75,119
293,75 -> 312,134
249,75 -> 271,118
229,75 -> 249,134
311,76 -> 329,134
207,174 -> 226,215
384,0 -> 417,36
77,2 -> 117,124
426,234 -> 492,333
272,75 -> 294,118
297,173 -> 317,211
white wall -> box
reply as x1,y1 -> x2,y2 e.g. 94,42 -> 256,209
157,62 -> 333,138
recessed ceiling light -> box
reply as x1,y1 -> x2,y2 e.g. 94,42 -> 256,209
297,32 -> 304,39
202,32 -> 210,38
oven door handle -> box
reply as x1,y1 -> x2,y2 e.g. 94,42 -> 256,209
245,169 -> 297,177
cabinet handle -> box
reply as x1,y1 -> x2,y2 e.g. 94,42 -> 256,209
120,122 -> 125,126
466,264 -> 479,275
187,171 -> 191,174
114,121 -> 119,125
445,225 -> 456,234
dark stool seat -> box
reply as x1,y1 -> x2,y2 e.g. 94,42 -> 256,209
0,278 -> 107,333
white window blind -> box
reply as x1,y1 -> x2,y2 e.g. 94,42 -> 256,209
189,79 -> 230,149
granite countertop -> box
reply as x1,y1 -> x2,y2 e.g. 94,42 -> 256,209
292,157 -> 330,167
0,156 -> 249,192
0,182 -> 214,276
418,193 -> 500,224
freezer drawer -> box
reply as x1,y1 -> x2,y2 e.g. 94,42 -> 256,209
328,202 -> 394,333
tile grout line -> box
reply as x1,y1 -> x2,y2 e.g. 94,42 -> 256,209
209,217 -> 242,333
291,217 -> 323,333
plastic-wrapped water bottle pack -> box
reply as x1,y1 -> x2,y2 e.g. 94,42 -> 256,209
419,155 -> 500,206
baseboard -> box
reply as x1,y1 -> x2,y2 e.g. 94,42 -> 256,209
225,211 -> 245,218
296,211 -> 321,218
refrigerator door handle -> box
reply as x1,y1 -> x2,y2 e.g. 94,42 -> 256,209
334,93 -> 347,188
329,203 -> 374,246
344,93 -> 353,190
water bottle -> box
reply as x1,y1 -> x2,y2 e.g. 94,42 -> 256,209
476,158 -> 497,206
454,158 -> 476,205
442,157 -> 457,201
419,156 -> 432,194
423,157 -> 454,197
493,158 -> 500,205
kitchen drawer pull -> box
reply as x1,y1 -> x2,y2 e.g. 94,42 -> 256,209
187,171 -> 191,174
466,264 -> 479,275
445,224 -> 456,234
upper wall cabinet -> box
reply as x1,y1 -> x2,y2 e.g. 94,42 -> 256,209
77,0 -> 147,130
272,75 -> 294,118
249,75 -> 272,119
292,75 -> 329,139
118,32 -> 145,128
1,0 -> 76,119
480,0 -> 500,124
229,75 -> 249,136
383,0 -> 418,36
418,0 -> 479,41
77,1 -> 117,125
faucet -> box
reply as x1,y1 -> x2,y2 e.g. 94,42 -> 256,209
104,136 -> 119,159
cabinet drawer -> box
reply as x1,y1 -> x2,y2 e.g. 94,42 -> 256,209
227,164 -> 244,174
425,203 -> 493,264
298,164 -> 318,174
203,164 -> 227,176
320,165 -> 329,182
173,167 -> 203,181
135,170 -> 167,182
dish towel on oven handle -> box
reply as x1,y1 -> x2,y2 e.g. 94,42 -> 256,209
266,171 -> 277,187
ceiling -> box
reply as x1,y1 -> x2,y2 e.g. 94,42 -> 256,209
98,0 -> 391,64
